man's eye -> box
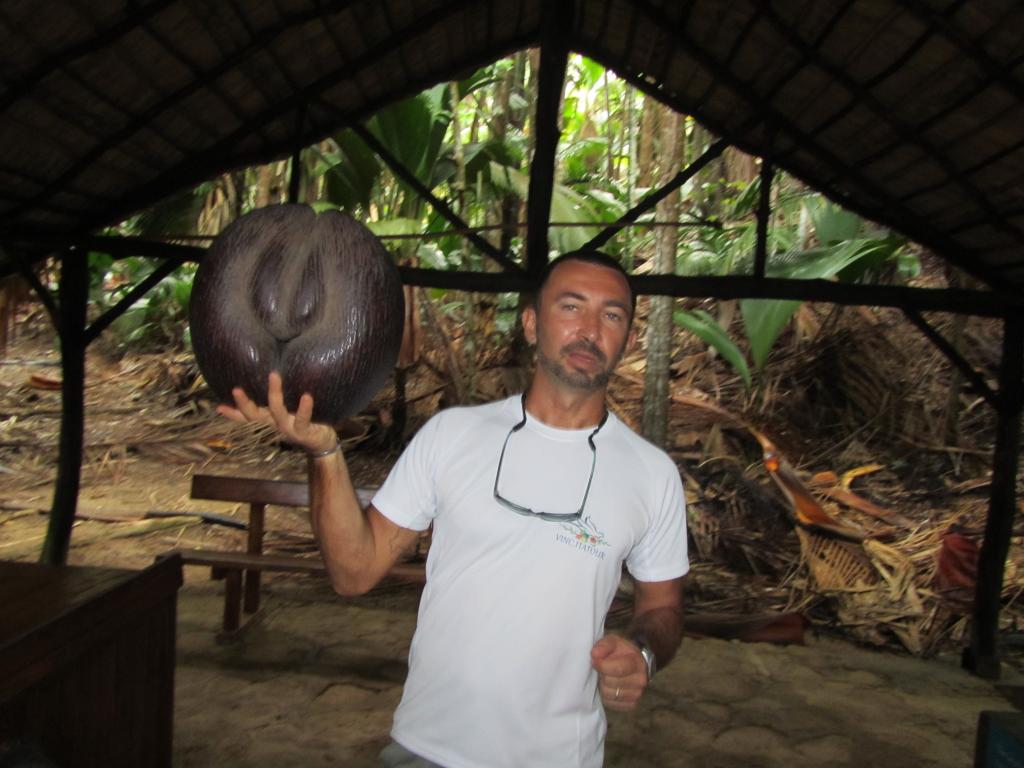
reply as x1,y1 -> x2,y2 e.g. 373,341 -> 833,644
605,312 -> 624,322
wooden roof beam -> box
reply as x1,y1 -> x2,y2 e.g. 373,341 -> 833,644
0,0 -> 178,112
70,235 -> 1024,316
903,308 -> 998,408
84,257 -> 185,345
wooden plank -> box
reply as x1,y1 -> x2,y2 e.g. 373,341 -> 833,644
244,502 -> 265,613
191,474 -> 309,506
166,548 -> 426,583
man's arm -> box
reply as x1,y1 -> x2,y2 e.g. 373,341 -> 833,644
591,576 -> 684,712
308,450 -> 419,595
219,371 -> 418,596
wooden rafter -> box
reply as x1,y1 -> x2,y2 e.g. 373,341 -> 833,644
84,257 -> 185,346
900,0 -> 1024,108
352,125 -> 523,274
49,4 -> 522,246
902,309 -> 999,409
0,0 -> 178,112
582,139 -> 727,252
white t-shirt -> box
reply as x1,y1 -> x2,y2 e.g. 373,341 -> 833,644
372,396 -> 688,768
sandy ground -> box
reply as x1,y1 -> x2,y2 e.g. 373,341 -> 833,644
167,569 -> 1019,768
1,433 -> 1019,768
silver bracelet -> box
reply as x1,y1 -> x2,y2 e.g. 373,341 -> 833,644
307,440 -> 341,460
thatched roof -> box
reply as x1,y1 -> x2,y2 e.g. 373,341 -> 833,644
1,0 -> 1022,288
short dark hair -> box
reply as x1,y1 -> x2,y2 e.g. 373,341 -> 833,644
533,249 -> 636,319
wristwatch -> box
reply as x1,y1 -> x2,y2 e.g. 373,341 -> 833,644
631,634 -> 657,680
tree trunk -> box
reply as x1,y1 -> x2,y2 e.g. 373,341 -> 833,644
255,163 -> 275,208
40,251 -> 88,564
636,95 -> 659,189
449,81 -> 467,215
603,71 -> 615,181
641,107 -> 684,448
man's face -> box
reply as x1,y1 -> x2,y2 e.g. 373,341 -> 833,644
522,260 -> 636,392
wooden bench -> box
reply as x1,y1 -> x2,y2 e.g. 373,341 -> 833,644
166,474 -> 422,635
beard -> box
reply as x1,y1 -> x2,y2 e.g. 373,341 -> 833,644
537,338 -> 616,392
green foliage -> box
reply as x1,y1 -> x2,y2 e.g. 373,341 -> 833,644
673,309 -> 752,388
741,234 -> 906,370
673,178 -> 916,379
317,132 -> 381,212
487,161 -> 604,252
91,257 -> 195,351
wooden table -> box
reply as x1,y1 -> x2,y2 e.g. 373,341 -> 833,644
0,555 -> 182,768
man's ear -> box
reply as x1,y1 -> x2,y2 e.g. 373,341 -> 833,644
522,304 -> 538,345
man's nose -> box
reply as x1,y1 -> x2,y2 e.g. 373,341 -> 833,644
578,309 -> 601,341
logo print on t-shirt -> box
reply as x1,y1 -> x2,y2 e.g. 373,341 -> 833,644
556,516 -> 608,559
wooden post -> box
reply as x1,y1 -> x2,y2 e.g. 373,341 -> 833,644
754,159 -> 773,279
524,1 -> 572,279
964,312 -> 1024,678
40,251 -> 88,565
243,503 -> 265,614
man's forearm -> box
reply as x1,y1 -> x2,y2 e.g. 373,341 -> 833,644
627,602 -> 684,673
308,450 -> 378,595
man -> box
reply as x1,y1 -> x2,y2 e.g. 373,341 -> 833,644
220,250 -> 688,767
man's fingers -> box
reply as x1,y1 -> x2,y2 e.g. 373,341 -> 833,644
294,392 -> 315,432
595,655 -> 641,679
600,679 -> 644,712
590,635 -> 617,660
231,387 -> 272,423
266,371 -> 289,421
216,404 -> 248,423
